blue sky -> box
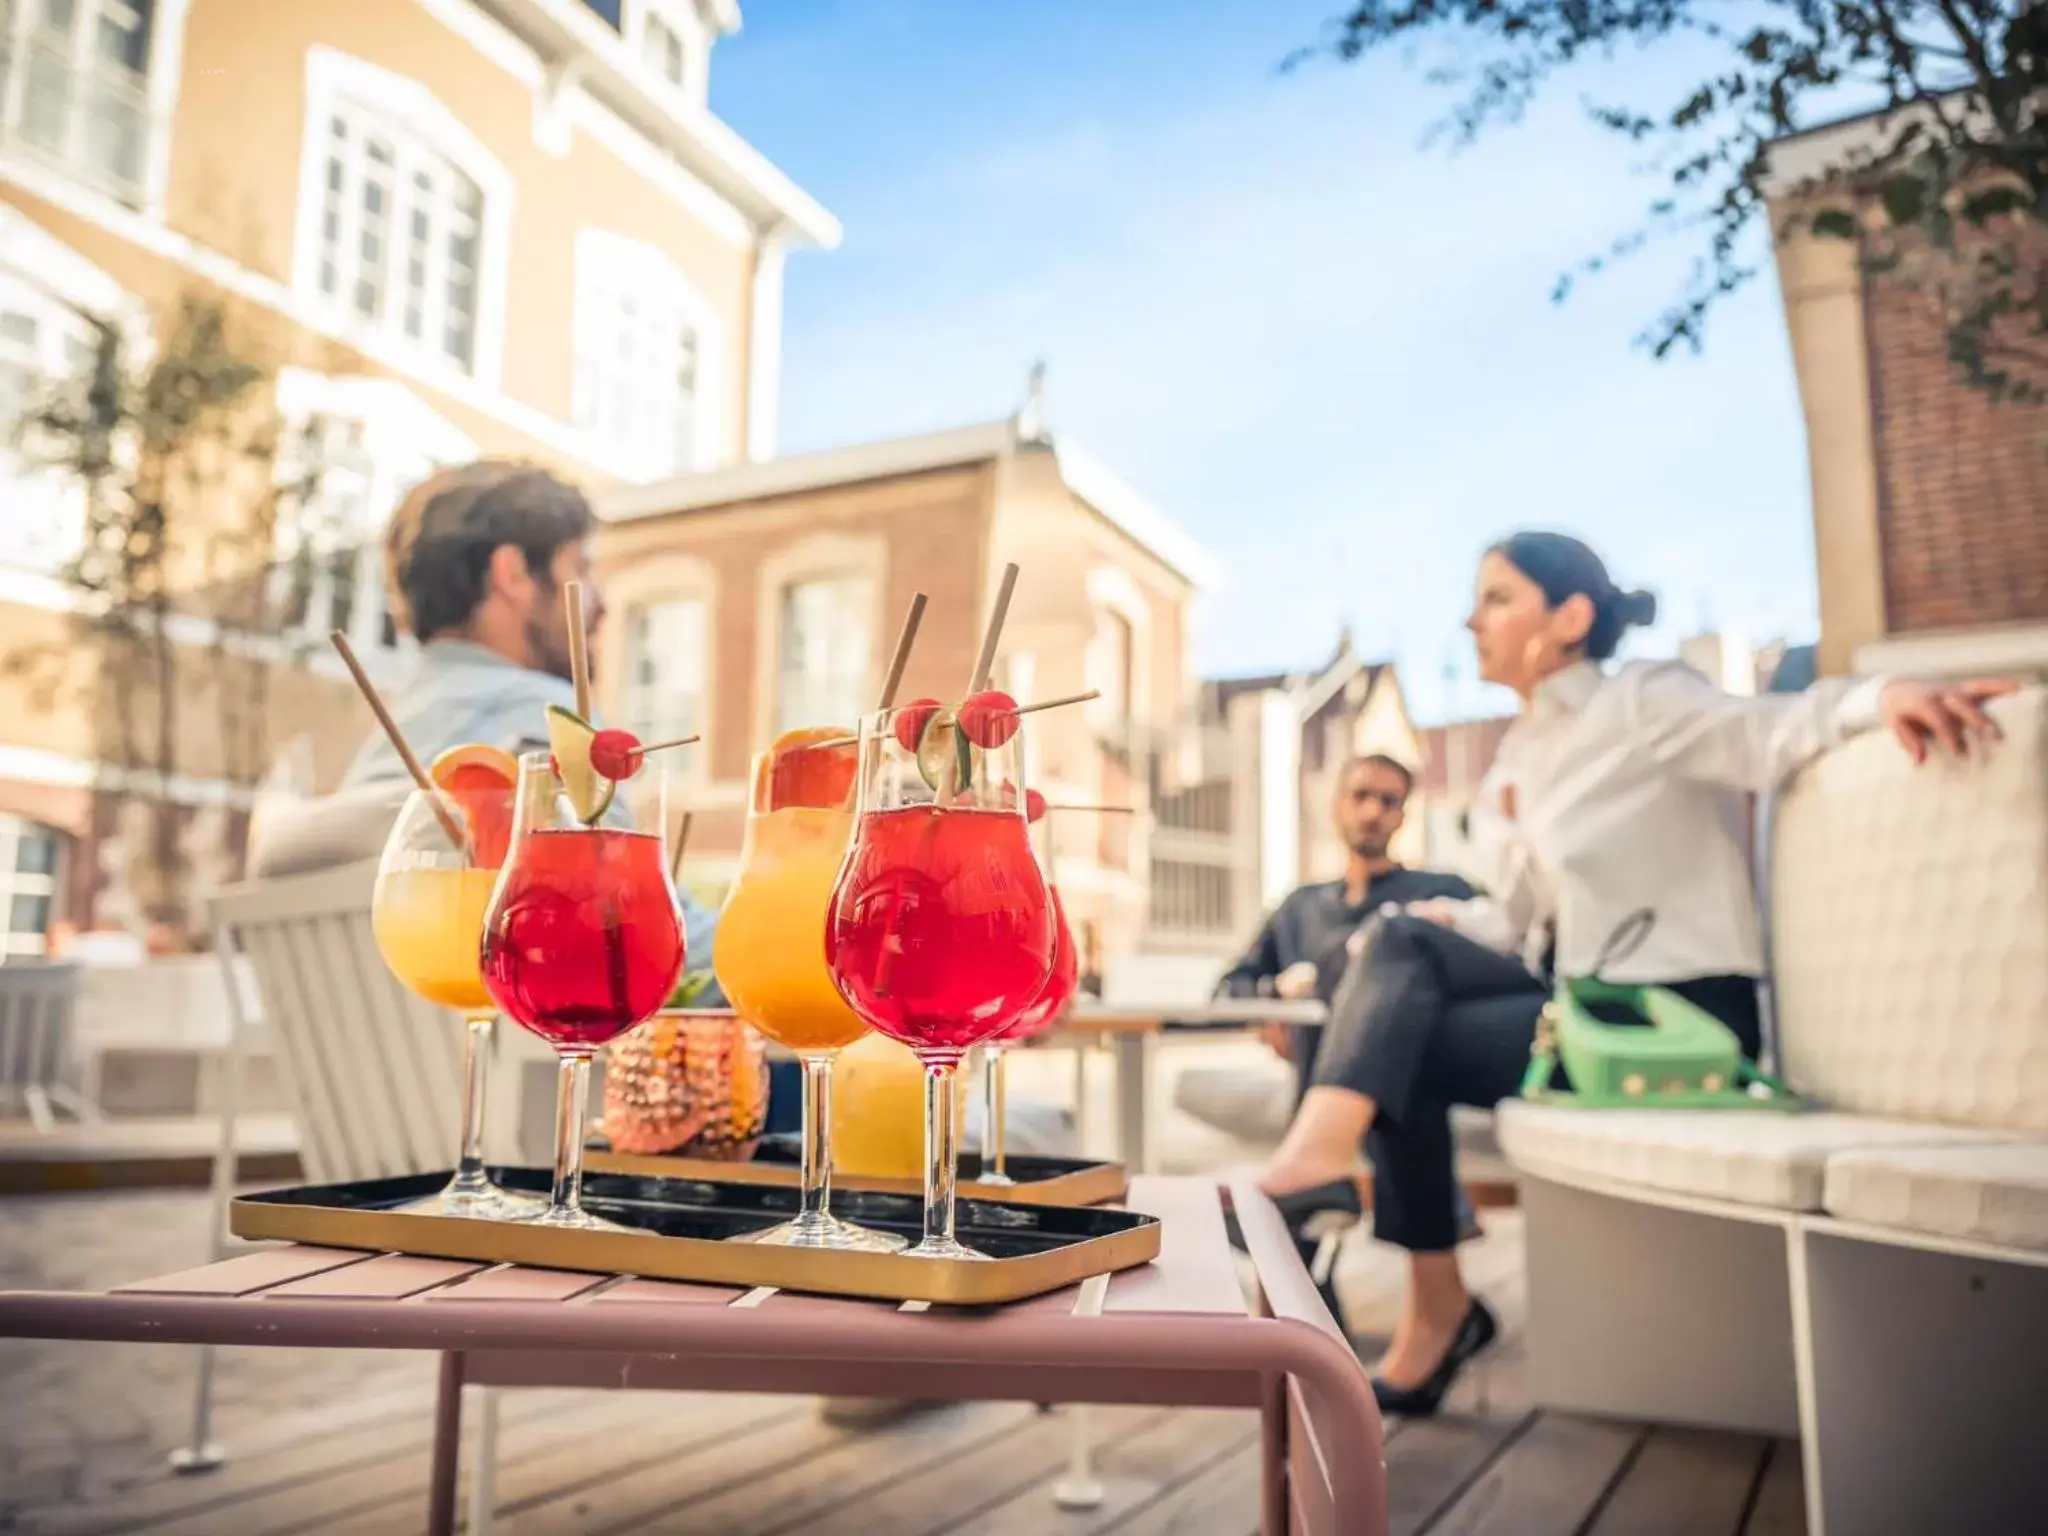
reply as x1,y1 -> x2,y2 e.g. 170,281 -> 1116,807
712,0 -> 1822,722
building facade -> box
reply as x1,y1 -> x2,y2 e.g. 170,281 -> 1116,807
0,0 -> 833,949
591,412 -> 1218,971
1765,109 -> 2048,683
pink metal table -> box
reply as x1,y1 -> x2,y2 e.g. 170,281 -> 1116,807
0,1177 -> 1385,1536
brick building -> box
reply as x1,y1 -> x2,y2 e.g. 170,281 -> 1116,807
1765,109 -> 2048,681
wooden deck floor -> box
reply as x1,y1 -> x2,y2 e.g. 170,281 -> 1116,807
0,1187 -> 1804,1535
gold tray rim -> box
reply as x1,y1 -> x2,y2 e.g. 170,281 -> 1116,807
228,1177 -> 1159,1306
583,1148 -> 1129,1208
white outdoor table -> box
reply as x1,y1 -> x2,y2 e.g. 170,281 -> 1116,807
1042,1000 -> 1329,1172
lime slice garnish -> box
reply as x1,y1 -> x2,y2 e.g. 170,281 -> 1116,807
545,703 -> 615,824
914,708 -> 975,796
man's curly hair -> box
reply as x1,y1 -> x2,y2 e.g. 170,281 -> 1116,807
384,461 -> 595,641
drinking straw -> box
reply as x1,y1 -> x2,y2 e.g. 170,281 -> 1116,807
329,630 -> 467,852
876,593 -> 928,712
565,580 -> 592,721
669,810 -> 694,883
969,564 -> 1019,695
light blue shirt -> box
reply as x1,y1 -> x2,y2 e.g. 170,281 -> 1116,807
341,640 -> 723,1000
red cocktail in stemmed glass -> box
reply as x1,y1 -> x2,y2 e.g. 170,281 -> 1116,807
826,708 -> 1055,1259
978,885 -> 1078,1184
482,750 -> 685,1229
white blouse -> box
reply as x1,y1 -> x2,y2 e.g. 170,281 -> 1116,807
1447,660 -> 1887,981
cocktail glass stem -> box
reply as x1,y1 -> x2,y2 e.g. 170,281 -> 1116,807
923,1060 -> 961,1251
794,1052 -> 835,1238
980,1045 -> 1012,1185
447,1012 -> 496,1199
540,1052 -> 595,1227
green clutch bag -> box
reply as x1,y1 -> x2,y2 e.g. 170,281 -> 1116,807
1519,911 -> 1801,1110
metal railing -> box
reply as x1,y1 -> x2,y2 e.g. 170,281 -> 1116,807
0,28 -> 153,208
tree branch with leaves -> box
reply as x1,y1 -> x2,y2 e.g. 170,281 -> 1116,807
1292,1 -> 2048,402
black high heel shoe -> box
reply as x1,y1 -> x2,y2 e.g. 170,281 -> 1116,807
1372,1297 -> 1498,1418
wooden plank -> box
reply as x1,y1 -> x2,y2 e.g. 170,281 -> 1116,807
112,1245 -> 371,1296
1584,1426 -> 1771,1536
1741,1441 -> 1807,1536
1107,1178 -> 1244,1316
784,1405 -> 1172,1536
1385,1412 -> 1533,1536
1423,1413 -> 1644,1536
263,1252 -> 482,1300
27,1381 -> 444,1536
428,1265 -> 612,1303
1111,1433 -> 1264,1536
321,1392 -> 807,1536
120,1388 -> 788,1536
495,1399 -> 1021,1534
947,1408 -> 1258,1535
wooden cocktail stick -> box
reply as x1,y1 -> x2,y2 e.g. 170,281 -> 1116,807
330,630 -> 467,852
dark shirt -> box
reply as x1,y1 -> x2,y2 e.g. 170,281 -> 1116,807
1216,867 -> 1478,1002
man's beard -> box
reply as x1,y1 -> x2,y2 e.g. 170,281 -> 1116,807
526,609 -> 576,684
1347,835 -> 1391,862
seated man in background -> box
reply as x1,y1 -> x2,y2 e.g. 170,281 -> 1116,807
250,461 -> 720,986
1183,754 -> 1476,1142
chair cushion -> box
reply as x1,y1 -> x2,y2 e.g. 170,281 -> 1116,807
1823,1141 -> 2048,1253
1769,688 -> 2048,1132
1497,1100 -> 2004,1211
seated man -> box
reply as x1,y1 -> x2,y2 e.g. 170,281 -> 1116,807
254,463 -> 720,986
1181,754 -> 1476,1143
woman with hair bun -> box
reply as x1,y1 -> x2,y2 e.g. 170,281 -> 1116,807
1259,530 -> 2016,1416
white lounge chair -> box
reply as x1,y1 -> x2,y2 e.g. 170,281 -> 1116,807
1499,688 -> 2048,1536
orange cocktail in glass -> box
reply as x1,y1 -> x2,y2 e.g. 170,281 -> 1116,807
712,729 -> 904,1252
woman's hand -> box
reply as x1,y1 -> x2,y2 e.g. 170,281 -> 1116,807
1879,678 -> 2019,763
1273,961 -> 1319,1000
1405,898 -> 1463,928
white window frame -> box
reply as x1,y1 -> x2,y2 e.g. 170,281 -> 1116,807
616,594 -> 711,777
270,368 -> 477,676
571,225 -> 724,479
0,813 -> 63,959
289,47 -> 514,393
752,533 -> 887,744
623,0 -> 709,101
0,206 -> 146,576
0,0 -> 191,215
1084,566 -> 1152,736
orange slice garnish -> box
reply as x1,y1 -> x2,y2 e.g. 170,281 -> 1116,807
428,743 -> 518,865
765,726 -> 857,811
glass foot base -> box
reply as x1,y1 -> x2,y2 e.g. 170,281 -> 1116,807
900,1236 -> 990,1262
977,1170 -> 1016,1187
522,1205 -> 633,1232
737,1216 -> 907,1253
397,1180 -> 546,1221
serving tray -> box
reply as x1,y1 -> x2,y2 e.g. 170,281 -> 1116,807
229,1166 -> 1159,1306
585,1134 -> 1128,1208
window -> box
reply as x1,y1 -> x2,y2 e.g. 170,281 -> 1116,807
2,0 -> 154,205
0,272 -> 93,570
776,577 -> 870,734
0,816 -> 63,959
294,51 -> 512,387
1089,608 -> 1135,727
618,598 -> 707,749
641,12 -> 689,88
314,104 -> 484,372
270,370 -> 477,662
578,0 -> 625,29
572,229 -> 720,478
